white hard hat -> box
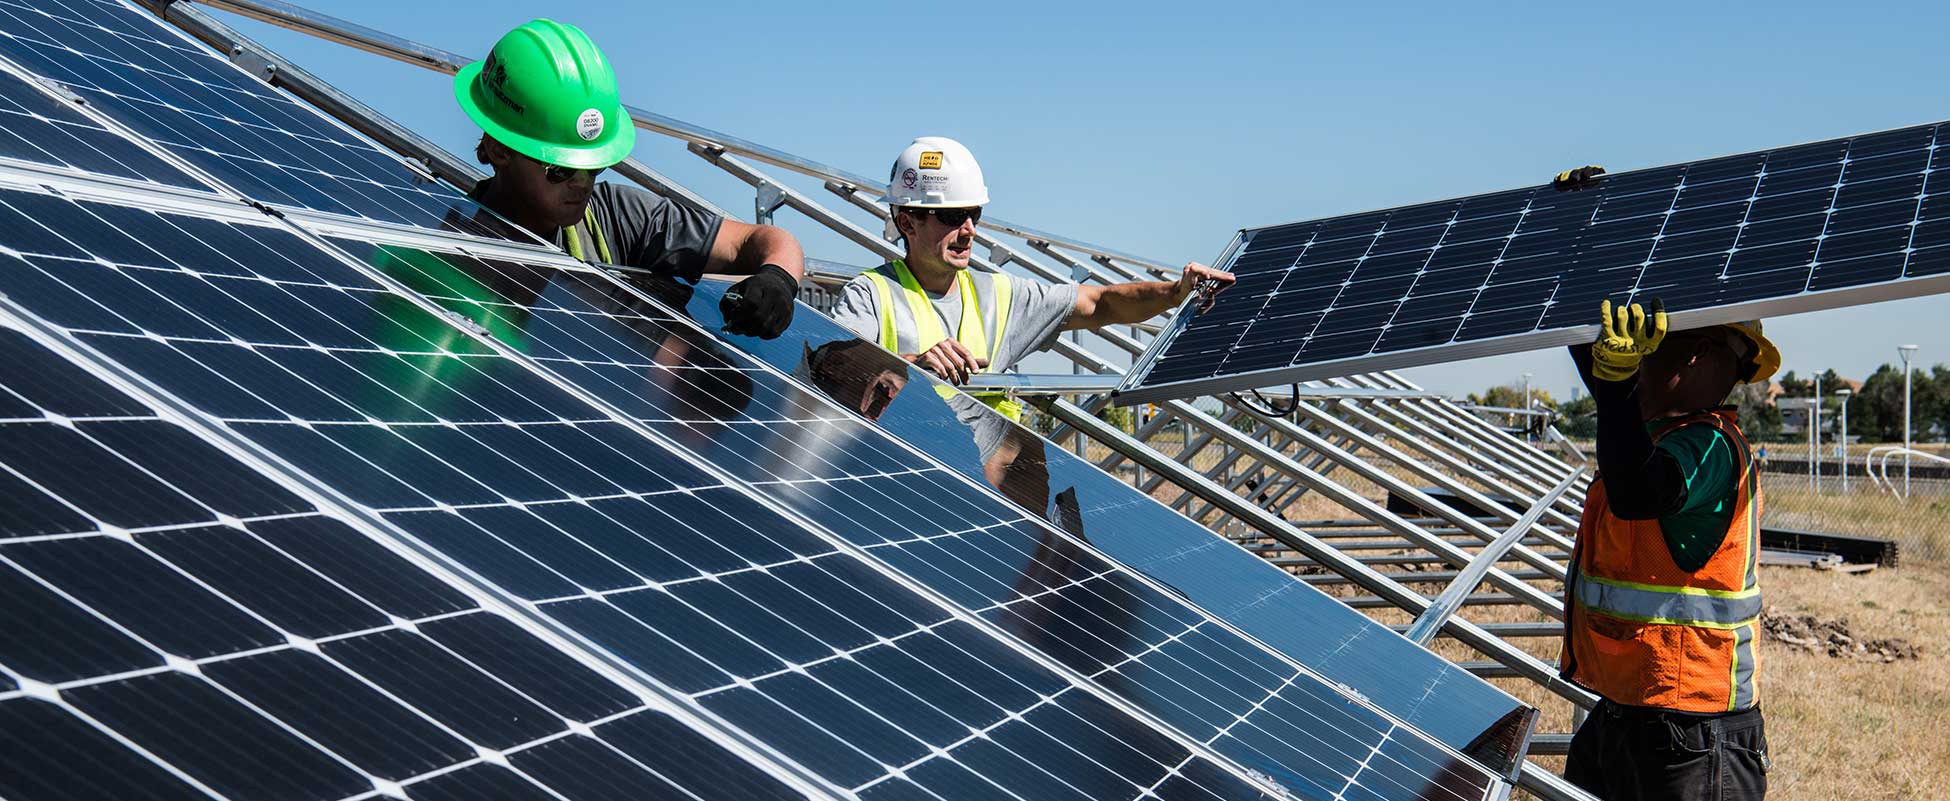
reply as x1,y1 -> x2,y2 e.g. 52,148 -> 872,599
884,136 -> 988,208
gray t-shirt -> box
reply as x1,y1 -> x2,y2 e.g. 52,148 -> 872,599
827,267 -> 1078,374
472,179 -> 723,280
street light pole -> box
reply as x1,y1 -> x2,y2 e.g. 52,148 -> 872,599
1801,374 -> 1817,493
1521,372 -> 1533,441
1806,397 -> 1817,492
1835,387 -> 1852,493
1900,345 -> 1919,497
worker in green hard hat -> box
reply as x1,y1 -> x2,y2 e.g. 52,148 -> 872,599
454,19 -> 805,339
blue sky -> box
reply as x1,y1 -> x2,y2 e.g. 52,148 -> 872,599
221,0 -> 1949,399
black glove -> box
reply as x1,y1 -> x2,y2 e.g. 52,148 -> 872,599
1552,165 -> 1606,192
719,264 -> 797,339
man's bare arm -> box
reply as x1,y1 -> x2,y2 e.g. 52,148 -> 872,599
1065,262 -> 1235,330
706,219 -> 805,280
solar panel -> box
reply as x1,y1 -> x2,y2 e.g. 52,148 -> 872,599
1119,121 -> 1950,403
305,230 -> 1504,801
0,0 -> 515,238
0,1 -> 1523,793
668,278 -> 1536,778
0,322 -> 817,801
0,59 -> 208,189
0,175 -> 1308,801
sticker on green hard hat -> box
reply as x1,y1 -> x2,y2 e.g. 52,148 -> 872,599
454,19 -> 635,169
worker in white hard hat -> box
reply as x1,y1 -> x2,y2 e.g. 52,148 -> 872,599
827,137 -> 1236,422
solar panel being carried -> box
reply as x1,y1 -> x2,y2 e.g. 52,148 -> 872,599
1118,121 -> 1950,404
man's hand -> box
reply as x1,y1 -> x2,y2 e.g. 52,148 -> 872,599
1175,262 -> 1236,313
719,264 -> 797,339
1590,298 -> 1667,382
905,339 -> 988,385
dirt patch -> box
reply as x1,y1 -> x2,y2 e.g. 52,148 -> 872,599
1762,605 -> 1924,662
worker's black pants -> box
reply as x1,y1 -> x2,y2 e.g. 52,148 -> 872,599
1564,700 -> 1768,801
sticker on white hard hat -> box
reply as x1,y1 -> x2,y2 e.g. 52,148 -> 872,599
900,168 -> 919,189
918,151 -> 944,169
576,108 -> 604,141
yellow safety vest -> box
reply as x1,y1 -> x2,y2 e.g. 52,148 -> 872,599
860,260 -> 1021,421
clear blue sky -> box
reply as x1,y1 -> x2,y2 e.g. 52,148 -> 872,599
221,0 -> 1949,399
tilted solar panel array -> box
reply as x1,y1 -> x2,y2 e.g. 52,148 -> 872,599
0,0 -> 514,237
0,1 -> 1517,799
669,280 -> 1536,777
0,324 -> 811,801
1120,121 -> 1950,403
0,172 -> 1324,800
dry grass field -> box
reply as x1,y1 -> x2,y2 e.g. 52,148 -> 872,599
1076,430 -> 1950,800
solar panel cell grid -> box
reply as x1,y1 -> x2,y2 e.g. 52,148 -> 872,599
0,0 -> 1525,779
0,0 -> 513,237
0,324 -> 811,801
0,62 -> 207,187
0,180 -> 1295,800
316,237 -> 1498,800
1125,121 -> 1950,401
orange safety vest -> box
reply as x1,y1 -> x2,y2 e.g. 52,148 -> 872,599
1561,408 -> 1763,713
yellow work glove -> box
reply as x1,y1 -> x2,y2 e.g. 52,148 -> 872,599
1553,165 -> 1606,192
1589,298 -> 1667,382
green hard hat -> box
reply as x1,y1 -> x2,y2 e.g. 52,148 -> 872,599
454,19 -> 635,169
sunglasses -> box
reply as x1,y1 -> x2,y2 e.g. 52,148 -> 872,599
521,152 -> 605,184
904,206 -> 983,227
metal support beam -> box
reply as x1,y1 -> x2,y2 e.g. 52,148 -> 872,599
1041,397 -> 1595,709
962,373 -> 1124,395
1405,466 -> 1586,645
1287,396 -> 1578,552
1323,392 -> 1586,539
1348,376 -> 1586,514
1224,401 -> 1571,585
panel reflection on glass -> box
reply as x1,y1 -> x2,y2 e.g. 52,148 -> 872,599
330,243 -> 1502,799
673,278 -> 1535,777
0,181 -> 1285,801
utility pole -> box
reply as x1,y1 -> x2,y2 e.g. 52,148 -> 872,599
1835,387 -> 1852,493
1900,344 -> 1919,498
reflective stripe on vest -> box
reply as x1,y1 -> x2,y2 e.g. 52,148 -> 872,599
1563,408 -> 1762,712
859,260 -> 1021,421
562,205 -> 612,264
1573,573 -> 1762,628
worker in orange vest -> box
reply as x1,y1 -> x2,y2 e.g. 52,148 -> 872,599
1561,297 -> 1781,801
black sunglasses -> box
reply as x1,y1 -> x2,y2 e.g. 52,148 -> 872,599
904,206 -> 982,226
521,152 -> 605,184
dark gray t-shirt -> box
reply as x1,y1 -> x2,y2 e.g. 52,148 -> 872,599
473,179 -> 723,280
